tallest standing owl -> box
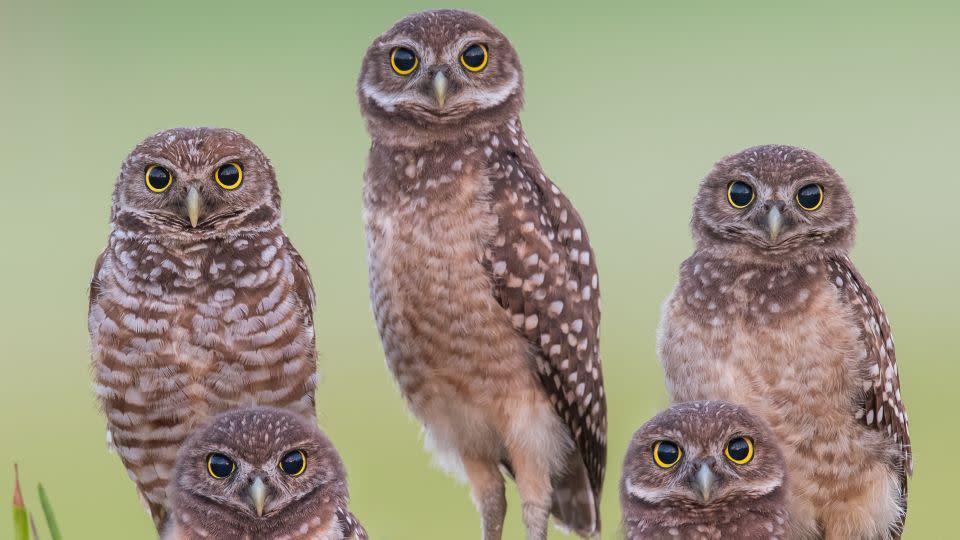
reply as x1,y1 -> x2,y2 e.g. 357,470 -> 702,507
658,145 -> 911,539
88,128 -> 317,530
358,10 -> 606,540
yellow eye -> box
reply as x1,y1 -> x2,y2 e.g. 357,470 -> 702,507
390,47 -> 418,75
796,184 -> 824,211
145,165 -> 172,193
207,453 -> 235,479
460,43 -> 488,72
278,450 -> 306,476
653,440 -> 682,469
727,181 -> 755,209
215,162 -> 243,190
724,437 -> 754,465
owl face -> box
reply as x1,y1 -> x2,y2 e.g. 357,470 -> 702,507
692,145 -> 856,258
113,127 -> 280,239
358,9 -> 523,142
171,407 -> 346,522
622,401 -> 785,508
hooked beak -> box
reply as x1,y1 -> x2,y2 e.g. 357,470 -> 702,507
694,463 -> 717,502
249,476 -> 267,517
433,71 -> 448,108
186,186 -> 201,228
766,205 -> 783,242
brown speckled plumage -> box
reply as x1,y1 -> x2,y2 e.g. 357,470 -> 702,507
359,10 -> 605,539
621,401 -> 788,540
88,128 -> 317,529
164,407 -> 366,540
658,145 -> 910,539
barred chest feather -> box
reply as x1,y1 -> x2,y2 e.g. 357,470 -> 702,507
91,228 -> 316,416
363,136 -> 530,384
362,131 -> 564,464
88,226 -> 317,520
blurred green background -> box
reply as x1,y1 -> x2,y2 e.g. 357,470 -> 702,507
1,0 -> 957,538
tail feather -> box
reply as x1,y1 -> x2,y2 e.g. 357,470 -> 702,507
550,451 -> 600,538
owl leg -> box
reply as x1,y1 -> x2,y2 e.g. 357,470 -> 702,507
511,450 -> 552,540
819,466 -> 903,540
462,456 -> 506,540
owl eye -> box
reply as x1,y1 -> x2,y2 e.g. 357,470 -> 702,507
145,165 -> 173,193
460,43 -> 488,72
215,162 -> 243,190
390,47 -> 419,75
652,440 -> 682,469
278,450 -> 306,476
796,184 -> 824,211
207,453 -> 236,479
724,437 -> 754,465
727,181 -> 755,209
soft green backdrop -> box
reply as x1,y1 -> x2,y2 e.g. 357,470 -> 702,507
1,0 -> 957,538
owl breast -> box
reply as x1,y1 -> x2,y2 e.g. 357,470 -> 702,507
363,146 -> 562,466
89,230 -> 316,519
658,255 -> 900,536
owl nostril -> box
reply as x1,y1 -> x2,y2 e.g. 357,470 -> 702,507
427,65 -> 451,77
764,201 -> 786,212
697,456 -> 717,469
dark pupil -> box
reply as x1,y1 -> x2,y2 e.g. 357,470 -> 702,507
209,454 -> 233,477
798,185 -> 821,208
148,167 -> 170,189
394,49 -> 416,71
280,451 -> 304,475
218,164 -> 239,185
729,182 -> 753,206
657,442 -> 679,465
728,438 -> 750,460
463,45 -> 485,67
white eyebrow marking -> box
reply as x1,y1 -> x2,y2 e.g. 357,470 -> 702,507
624,478 -> 670,503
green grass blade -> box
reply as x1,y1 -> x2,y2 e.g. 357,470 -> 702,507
12,464 -> 29,540
37,483 -> 61,540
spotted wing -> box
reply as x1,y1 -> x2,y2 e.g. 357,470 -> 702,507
337,507 -> 368,540
483,139 -> 606,531
283,236 -> 316,321
828,256 -> 911,532
88,249 -> 107,312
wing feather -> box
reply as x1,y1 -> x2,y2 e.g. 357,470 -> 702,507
482,130 -> 606,522
828,256 -> 910,535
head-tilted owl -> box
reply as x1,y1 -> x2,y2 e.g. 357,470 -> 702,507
88,127 -> 317,529
658,145 -> 911,538
621,401 -> 788,539
163,407 -> 366,540
359,9 -> 605,540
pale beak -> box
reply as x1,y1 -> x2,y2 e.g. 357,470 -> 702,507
694,463 -> 717,502
249,476 -> 267,517
186,186 -> 201,228
766,205 -> 783,242
432,71 -> 448,108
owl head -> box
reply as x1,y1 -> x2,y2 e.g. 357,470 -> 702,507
357,9 -> 524,144
621,401 -> 786,514
168,407 -> 349,533
691,145 -> 856,261
112,127 -> 280,240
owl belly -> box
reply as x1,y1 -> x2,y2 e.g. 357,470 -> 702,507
659,282 -> 893,538
89,238 -> 316,524
365,178 -> 559,469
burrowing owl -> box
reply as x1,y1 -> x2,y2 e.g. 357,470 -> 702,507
358,9 -> 605,539
621,401 -> 788,540
88,127 -> 317,529
164,407 -> 366,540
658,145 -> 911,539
